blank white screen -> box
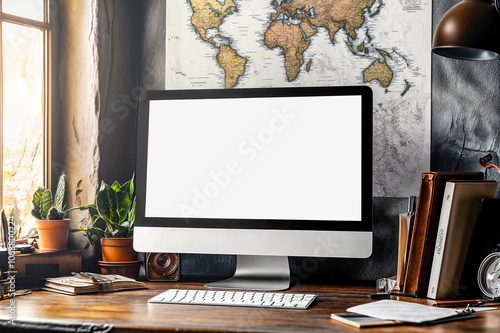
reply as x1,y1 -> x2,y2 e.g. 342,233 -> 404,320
146,95 -> 362,221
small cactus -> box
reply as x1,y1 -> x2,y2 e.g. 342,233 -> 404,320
47,207 -> 65,220
31,175 -> 67,220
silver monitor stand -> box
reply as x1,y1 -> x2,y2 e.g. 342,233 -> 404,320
205,255 -> 290,291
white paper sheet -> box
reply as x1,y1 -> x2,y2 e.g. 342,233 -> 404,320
471,307 -> 497,312
347,300 -> 459,324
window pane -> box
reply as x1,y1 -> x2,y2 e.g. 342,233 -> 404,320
3,0 -> 44,22
3,22 -> 44,237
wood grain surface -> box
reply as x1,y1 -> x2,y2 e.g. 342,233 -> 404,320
1,282 -> 499,332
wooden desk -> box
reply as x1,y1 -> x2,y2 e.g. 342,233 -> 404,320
1,281 -> 499,332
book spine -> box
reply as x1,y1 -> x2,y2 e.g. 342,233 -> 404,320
397,214 -> 410,287
404,174 -> 434,294
427,182 -> 455,299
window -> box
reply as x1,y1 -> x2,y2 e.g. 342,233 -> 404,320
1,0 -> 51,238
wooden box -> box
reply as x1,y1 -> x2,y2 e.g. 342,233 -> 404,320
15,250 -> 82,278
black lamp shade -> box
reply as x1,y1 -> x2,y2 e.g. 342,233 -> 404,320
433,0 -> 500,60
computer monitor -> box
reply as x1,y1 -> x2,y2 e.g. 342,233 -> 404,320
134,86 -> 373,291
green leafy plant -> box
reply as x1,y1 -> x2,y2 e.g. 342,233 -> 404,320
31,175 -> 66,220
70,176 -> 135,248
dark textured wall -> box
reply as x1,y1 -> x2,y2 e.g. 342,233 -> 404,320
138,0 -> 165,89
97,0 -> 139,185
432,1 -> 500,188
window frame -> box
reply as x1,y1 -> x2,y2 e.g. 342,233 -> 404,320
0,0 -> 58,209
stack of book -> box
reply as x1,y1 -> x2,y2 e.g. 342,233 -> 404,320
401,171 -> 500,300
43,273 -> 147,295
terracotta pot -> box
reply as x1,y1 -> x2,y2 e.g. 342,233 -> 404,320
36,219 -> 70,252
100,237 -> 138,262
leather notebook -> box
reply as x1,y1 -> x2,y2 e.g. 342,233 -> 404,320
403,171 -> 484,296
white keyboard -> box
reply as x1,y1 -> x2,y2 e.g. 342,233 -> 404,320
148,289 -> 317,309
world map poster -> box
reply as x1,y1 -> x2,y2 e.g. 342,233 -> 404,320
165,0 -> 431,197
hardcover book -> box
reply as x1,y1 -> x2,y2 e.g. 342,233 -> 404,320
427,180 -> 498,300
403,172 -> 484,296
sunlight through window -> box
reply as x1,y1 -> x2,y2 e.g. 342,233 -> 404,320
2,0 -> 47,238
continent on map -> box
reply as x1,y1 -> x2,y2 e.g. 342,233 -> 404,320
264,20 -> 311,81
264,0 -> 375,82
217,45 -> 248,89
363,59 -> 393,88
188,0 -> 247,88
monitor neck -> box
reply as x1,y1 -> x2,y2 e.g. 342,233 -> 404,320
205,255 -> 290,291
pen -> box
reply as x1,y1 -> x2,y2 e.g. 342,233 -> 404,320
433,299 -> 484,307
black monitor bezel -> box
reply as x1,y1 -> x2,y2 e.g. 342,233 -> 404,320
136,86 -> 373,232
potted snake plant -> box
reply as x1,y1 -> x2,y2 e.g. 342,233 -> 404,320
31,175 -> 70,252
70,176 -> 139,277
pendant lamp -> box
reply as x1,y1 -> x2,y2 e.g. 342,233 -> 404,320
432,0 -> 500,60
